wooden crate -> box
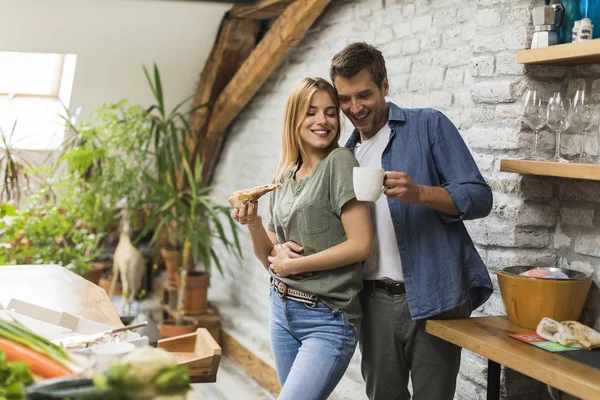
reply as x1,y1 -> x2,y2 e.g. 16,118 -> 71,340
158,328 -> 221,383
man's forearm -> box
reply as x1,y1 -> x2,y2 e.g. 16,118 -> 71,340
284,238 -> 372,275
418,185 -> 460,216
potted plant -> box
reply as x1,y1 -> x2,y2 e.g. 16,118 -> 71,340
0,177 -> 104,282
0,120 -> 34,207
138,65 -> 242,337
55,99 -> 158,289
58,100 -> 153,234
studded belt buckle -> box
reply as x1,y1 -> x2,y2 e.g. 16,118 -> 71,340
276,280 -> 287,298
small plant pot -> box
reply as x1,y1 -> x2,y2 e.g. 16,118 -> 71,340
159,318 -> 198,339
183,271 -> 208,316
82,262 -> 104,285
99,274 -> 122,296
161,248 -> 180,286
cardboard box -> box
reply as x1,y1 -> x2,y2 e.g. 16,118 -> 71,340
0,298 -> 148,349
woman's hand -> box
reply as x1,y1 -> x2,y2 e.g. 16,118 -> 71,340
230,200 -> 261,227
268,245 -> 293,277
270,242 -> 313,280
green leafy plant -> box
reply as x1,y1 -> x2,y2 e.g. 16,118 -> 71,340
57,101 -> 153,233
143,156 -> 241,280
0,348 -> 34,400
140,64 -> 200,250
0,175 -> 104,275
0,120 -> 34,207
138,64 -> 241,321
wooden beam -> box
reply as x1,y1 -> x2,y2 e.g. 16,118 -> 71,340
229,0 -> 294,20
202,0 -> 332,181
188,17 -> 260,148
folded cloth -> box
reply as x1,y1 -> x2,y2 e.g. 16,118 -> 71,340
536,317 -> 600,350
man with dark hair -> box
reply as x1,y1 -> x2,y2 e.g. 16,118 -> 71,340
330,42 -> 493,400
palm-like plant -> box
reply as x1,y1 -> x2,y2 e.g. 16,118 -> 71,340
144,156 -> 241,318
0,120 -> 33,207
139,64 -> 241,321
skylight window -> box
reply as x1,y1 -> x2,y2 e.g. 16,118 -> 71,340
0,51 -> 77,150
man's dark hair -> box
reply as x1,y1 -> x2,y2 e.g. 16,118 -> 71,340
330,42 -> 387,88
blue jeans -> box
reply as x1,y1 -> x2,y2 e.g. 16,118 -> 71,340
269,286 -> 358,400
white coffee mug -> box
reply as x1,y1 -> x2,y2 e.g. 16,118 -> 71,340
353,167 -> 387,202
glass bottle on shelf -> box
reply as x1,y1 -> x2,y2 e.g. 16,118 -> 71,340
580,0 -> 600,38
555,0 -> 581,43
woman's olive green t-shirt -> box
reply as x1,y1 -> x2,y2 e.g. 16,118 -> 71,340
266,148 -> 363,325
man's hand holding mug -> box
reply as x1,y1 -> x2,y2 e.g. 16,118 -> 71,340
353,167 -> 421,204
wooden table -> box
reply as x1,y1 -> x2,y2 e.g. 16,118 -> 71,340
0,265 -> 122,326
426,316 -> 600,400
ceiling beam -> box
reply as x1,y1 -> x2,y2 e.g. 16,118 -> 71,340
202,0 -> 331,182
188,17 -> 260,149
229,0 -> 294,20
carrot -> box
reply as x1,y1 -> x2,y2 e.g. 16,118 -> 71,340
0,337 -> 72,379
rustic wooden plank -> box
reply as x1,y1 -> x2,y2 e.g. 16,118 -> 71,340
500,159 -> 600,181
202,0 -> 332,181
517,39 -> 600,66
426,317 -> 600,400
221,331 -> 281,396
188,17 -> 260,150
229,0 -> 294,20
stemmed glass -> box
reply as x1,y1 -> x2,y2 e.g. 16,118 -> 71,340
571,90 -> 598,163
547,92 -> 571,163
522,89 -> 547,160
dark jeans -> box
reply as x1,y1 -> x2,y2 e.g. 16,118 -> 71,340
359,286 -> 472,400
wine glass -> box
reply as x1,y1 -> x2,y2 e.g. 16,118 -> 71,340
522,89 -> 547,160
547,92 -> 571,163
571,90 -> 598,163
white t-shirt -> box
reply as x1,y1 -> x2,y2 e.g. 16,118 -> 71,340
354,124 -> 404,282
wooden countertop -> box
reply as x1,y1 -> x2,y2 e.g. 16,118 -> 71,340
0,265 -> 122,326
426,316 -> 600,400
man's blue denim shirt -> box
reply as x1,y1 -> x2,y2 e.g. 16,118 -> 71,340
345,102 -> 493,319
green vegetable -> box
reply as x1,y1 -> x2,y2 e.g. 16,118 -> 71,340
0,318 -> 72,368
92,347 -> 190,399
24,377 -> 114,400
153,365 -> 190,395
0,348 -> 34,400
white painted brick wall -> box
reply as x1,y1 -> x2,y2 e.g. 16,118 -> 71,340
209,0 -> 600,399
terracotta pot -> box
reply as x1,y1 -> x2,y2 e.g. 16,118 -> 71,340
183,271 -> 208,315
161,248 -> 180,286
82,262 -> 104,285
159,319 -> 198,339
99,275 -> 122,296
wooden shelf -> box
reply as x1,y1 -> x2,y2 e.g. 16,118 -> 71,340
500,159 -> 600,181
516,39 -> 600,65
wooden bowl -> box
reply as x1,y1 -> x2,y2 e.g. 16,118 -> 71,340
497,266 -> 592,329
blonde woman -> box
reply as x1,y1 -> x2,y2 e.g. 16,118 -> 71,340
231,78 -> 372,400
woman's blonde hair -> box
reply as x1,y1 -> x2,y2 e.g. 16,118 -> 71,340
275,78 -> 341,184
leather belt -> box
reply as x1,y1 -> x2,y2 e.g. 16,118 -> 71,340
364,280 -> 406,296
274,278 -> 318,307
